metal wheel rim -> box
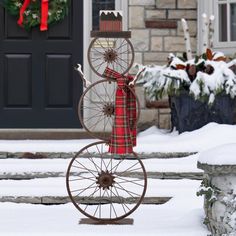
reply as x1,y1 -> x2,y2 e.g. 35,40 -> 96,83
66,141 -> 147,222
78,79 -> 140,141
88,37 -> 135,78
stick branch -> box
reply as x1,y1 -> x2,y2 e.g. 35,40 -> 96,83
208,15 -> 215,49
202,13 -> 209,54
181,18 -> 192,60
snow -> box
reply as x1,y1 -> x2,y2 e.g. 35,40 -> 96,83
136,123 -> 236,153
140,51 -> 236,104
0,139 -> 97,153
0,123 -> 234,153
0,178 -> 200,198
0,124 -> 217,235
0,202 -> 208,236
189,60 -> 236,104
100,11 -> 123,17
0,154 -> 201,174
0,176 -> 208,235
198,143 -> 236,165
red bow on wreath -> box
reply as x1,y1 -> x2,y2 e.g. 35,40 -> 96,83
103,67 -> 137,155
18,0 -> 49,31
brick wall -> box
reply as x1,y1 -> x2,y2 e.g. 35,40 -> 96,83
129,0 -> 198,130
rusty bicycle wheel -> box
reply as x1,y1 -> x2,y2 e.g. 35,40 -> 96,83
66,141 -> 147,222
78,79 -> 140,141
88,37 -> 135,78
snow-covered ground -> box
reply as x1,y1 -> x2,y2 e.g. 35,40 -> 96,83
1,123 -> 234,235
137,123 -> 236,153
0,177 -> 208,236
0,123 -> 234,153
0,201 -> 208,236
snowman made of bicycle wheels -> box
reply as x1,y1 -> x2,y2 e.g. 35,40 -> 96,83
66,10 -> 147,223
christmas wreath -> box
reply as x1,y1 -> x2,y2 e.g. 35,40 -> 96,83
4,0 -> 69,31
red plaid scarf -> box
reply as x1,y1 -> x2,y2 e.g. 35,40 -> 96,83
103,67 -> 137,154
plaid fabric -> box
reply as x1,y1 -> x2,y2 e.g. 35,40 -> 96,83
103,67 -> 137,154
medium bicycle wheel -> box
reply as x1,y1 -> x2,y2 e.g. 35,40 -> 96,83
66,141 -> 147,222
78,79 -> 140,141
88,37 -> 134,78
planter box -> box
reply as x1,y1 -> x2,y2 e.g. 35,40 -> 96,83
170,93 -> 235,133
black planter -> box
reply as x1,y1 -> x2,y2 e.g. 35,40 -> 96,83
170,93 -> 236,133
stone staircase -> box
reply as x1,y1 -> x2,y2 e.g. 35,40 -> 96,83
0,151 -> 203,206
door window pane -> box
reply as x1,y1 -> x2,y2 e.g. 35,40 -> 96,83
231,3 -> 236,40
219,4 -> 228,42
92,0 -> 115,30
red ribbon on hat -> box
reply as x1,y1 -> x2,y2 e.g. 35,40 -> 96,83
17,0 -> 49,31
103,67 -> 137,155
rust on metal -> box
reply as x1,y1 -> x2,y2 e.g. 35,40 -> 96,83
90,31 -> 131,38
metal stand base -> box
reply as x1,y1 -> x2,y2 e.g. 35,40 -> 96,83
79,218 -> 134,225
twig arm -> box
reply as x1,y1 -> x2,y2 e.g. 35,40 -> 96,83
74,64 -> 91,88
129,67 -> 146,86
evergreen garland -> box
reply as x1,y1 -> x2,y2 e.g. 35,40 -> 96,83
4,0 -> 69,31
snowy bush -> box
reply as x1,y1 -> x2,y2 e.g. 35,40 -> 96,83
139,49 -> 236,105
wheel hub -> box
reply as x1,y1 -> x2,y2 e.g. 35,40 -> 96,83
96,171 -> 115,190
103,49 -> 118,63
102,103 -> 114,117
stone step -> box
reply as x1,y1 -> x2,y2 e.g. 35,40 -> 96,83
0,171 -> 203,180
0,151 -> 196,159
0,154 -> 202,180
0,196 -> 171,205
0,178 -> 200,206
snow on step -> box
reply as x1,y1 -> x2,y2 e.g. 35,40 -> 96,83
0,154 -> 201,175
0,177 -> 200,198
0,123 -> 234,154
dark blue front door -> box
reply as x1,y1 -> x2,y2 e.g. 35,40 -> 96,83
0,0 -> 83,128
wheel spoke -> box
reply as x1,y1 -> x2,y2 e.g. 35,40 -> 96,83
114,182 -> 141,198
71,182 -> 97,195
95,144 -> 108,172
115,161 -> 140,176
115,176 -> 144,187
69,176 -> 95,182
86,150 -> 102,173
116,39 -> 126,51
83,186 -> 100,212
74,160 -> 97,177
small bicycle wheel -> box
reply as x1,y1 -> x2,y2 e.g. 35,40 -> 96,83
88,37 -> 134,78
78,79 -> 140,141
66,141 -> 147,222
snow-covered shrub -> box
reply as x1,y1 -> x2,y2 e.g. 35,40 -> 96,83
139,49 -> 236,105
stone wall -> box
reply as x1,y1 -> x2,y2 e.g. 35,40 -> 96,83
128,0 -> 198,130
129,0 -> 197,65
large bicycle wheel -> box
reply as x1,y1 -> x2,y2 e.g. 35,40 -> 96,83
78,79 -> 140,141
66,141 -> 147,222
88,37 -> 134,78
